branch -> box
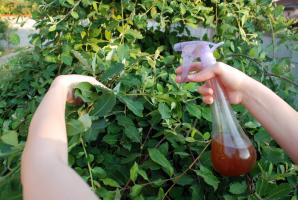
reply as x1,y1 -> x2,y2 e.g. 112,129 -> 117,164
162,141 -> 211,200
226,53 -> 298,88
57,0 -> 82,25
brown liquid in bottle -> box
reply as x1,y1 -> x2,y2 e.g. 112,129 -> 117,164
211,134 -> 256,176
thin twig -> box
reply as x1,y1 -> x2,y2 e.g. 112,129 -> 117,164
226,54 -> 298,87
141,127 -> 153,150
268,14 -> 276,60
57,0 -> 82,25
120,142 -> 210,193
141,136 -> 166,163
80,137 -> 95,190
162,141 -> 211,200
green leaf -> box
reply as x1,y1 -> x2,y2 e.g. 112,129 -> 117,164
186,103 -> 201,119
229,181 -> 247,194
71,50 -> 89,67
102,178 -> 120,188
114,189 -> 121,200
61,52 -> 73,66
117,44 -> 129,62
191,184 -> 204,200
8,33 -> 20,45
195,165 -> 219,191
101,62 -> 124,81
185,137 -> 196,143
104,30 -> 111,40
156,188 -> 165,200
49,24 -> 56,32
71,11 -> 79,19
66,0 -> 74,5
201,106 -> 212,122
117,115 -> 134,127
91,92 -> 116,117
256,180 -> 292,199
117,95 -> 144,117
74,82 -> 97,103
130,162 -> 139,183
176,175 -> 193,186
1,131 -> 18,146
117,115 -> 140,142
78,114 -> 92,131
125,125 -> 140,143
130,184 -> 143,198
244,121 -> 261,129
254,128 -> 272,145
102,131 -> 119,145
248,47 -> 258,58
126,29 -> 143,39
262,146 -> 288,164
148,148 -> 174,176
138,169 -> 149,181
158,103 -> 171,119
266,184 -> 292,199
92,167 -> 107,179
67,119 -> 85,136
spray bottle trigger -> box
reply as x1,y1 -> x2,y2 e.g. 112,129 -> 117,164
210,42 -> 224,52
181,53 -> 195,81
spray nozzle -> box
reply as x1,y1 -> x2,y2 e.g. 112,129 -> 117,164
174,41 -> 224,81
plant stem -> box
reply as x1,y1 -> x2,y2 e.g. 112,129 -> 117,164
162,141 -> 211,200
254,193 -> 264,200
57,0 -> 82,25
226,54 -> 298,87
268,14 -> 276,60
80,137 -> 95,190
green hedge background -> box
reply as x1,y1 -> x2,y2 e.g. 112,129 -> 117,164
0,0 -> 297,199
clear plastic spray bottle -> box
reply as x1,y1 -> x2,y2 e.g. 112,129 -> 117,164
174,41 -> 256,176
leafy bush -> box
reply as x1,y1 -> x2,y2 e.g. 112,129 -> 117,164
0,19 -> 21,55
1,0 -> 298,199
0,19 -> 8,54
0,0 -> 33,15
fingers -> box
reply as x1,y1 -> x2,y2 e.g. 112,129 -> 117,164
198,84 -> 214,104
176,62 -> 202,75
198,84 -> 213,96
202,96 -> 214,104
176,67 -> 216,83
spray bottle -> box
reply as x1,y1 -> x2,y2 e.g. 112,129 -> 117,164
174,41 -> 256,176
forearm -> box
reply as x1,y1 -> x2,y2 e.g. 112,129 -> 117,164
242,78 -> 298,163
23,80 -> 69,164
21,75 -> 100,200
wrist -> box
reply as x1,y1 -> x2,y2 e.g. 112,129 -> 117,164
50,77 -> 70,94
240,76 -> 260,105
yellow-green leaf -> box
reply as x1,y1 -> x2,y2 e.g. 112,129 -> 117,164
148,148 -> 174,176
1,131 -> 18,146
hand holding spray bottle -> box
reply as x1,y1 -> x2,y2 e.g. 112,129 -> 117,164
174,41 -> 256,176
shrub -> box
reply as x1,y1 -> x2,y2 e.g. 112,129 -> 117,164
0,0 -> 33,15
1,0 -> 297,199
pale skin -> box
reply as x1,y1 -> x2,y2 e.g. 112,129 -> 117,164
176,62 -> 298,164
21,63 -> 298,199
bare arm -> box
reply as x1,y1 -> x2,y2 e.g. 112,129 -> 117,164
21,75 -> 102,200
176,62 -> 298,163
241,77 -> 298,163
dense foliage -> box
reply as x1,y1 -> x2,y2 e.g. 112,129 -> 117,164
1,0 -> 298,199
0,0 -> 33,15
0,19 -> 8,54
0,19 -> 21,55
